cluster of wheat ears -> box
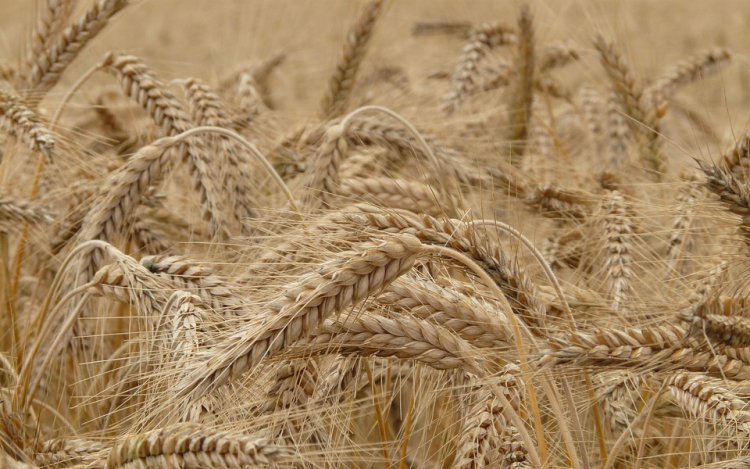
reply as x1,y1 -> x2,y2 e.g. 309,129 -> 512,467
0,0 -> 748,468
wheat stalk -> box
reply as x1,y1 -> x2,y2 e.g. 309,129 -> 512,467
506,5 -> 535,159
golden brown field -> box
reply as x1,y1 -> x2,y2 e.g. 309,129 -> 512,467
1,1 -> 750,468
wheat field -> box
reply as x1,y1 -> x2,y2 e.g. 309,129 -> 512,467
1,1 -> 750,468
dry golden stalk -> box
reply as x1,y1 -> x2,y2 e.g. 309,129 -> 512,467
336,207 -> 548,334
176,234 -> 423,399
378,277 -> 511,348
538,40 -> 580,73
338,177 -> 447,216
526,184 -> 594,219
293,312 -> 485,373
24,0 -> 129,95
105,53 -> 229,237
33,438 -> 106,468
411,20 -> 473,37
300,124 -> 348,210
141,255 -> 244,317
321,0 -> 385,118
506,5 -> 535,159
0,89 -> 55,154
181,77 -> 260,226
699,161 -> 750,244
721,131 -> 750,181
667,373 -> 750,434
441,22 -> 517,115
597,191 -> 635,310
105,424 -> 292,469
646,48 -> 732,114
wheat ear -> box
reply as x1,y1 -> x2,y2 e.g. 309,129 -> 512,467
181,77 -> 260,226
378,277 -> 511,348
141,254 -> 244,317
699,160 -> 750,245
21,0 -> 76,81
441,22 -> 517,115
598,191 -> 635,310
24,0 -> 129,96
105,53 -> 230,237
721,131 -> 750,181
0,89 -> 55,155
175,234 -> 423,399
34,438 -> 106,468
594,33 -> 662,177
646,48 -> 731,115
666,373 -> 750,434
291,312 -> 486,373
320,0 -> 385,118
105,424 -> 292,469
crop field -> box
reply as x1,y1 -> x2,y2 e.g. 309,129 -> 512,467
1,1 -> 750,468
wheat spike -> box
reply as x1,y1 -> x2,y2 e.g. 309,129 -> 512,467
441,22 -> 517,115
0,89 -> 55,154
176,234 -> 423,399
25,0 -> 129,96
321,0 -> 385,118
105,53 -> 229,237
105,424 -> 292,469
